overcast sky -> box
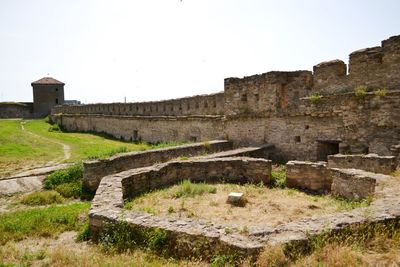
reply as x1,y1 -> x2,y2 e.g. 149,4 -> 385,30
1,0 -> 399,103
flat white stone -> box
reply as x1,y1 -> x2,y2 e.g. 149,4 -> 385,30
227,192 -> 244,205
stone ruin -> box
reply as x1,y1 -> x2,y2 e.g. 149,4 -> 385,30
48,34 -> 400,259
88,141 -> 400,260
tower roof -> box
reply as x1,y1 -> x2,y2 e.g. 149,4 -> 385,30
31,77 -> 65,86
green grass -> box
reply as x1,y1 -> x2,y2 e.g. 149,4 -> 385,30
20,191 -> 65,206
0,119 -> 185,178
0,202 -> 90,245
44,163 -> 83,189
24,119 -> 151,162
271,167 -> 286,188
0,119 -> 63,177
173,180 -> 217,198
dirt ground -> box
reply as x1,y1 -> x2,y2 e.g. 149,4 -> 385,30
127,183 -> 346,229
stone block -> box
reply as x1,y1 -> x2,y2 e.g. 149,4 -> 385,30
330,168 -> 390,200
327,154 -> 396,175
286,161 -> 330,192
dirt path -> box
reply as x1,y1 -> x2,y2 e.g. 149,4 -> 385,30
20,121 -> 71,163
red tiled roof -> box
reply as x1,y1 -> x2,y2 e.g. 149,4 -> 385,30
31,77 -> 65,85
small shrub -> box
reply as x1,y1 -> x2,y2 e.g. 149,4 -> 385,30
76,222 -> 91,242
99,222 -> 168,253
167,206 -> 175,214
270,168 -> 286,188
55,181 -> 82,198
174,180 -> 217,198
147,228 -> 168,250
20,191 -> 64,206
375,87 -> 388,97
44,116 -> 53,124
179,156 -> 189,161
354,86 -> 368,98
44,163 -> 83,189
309,92 -> 322,103
48,124 -> 61,132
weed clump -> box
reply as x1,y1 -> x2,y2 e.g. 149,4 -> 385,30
354,86 -> 368,98
20,191 -> 64,206
270,166 -> 286,188
44,163 -> 83,190
174,180 -> 217,198
55,181 -> 82,198
99,222 -> 168,253
375,87 -> 388,97
309,92 -> 322,103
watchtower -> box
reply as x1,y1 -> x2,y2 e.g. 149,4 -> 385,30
31,77 -> 65,117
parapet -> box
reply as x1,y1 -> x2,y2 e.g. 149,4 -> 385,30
52,34 -> 400,117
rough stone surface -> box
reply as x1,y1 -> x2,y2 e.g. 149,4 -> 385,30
286,161 -> 331,192
83,140 -> 233,193
89,154 -> 400,259
327,154 -> 397,175
52,35 -> 400,161
89,157 -> 272,258
0,102 -> 33,118
120,157 -> 271,198
330,168 -> 391,199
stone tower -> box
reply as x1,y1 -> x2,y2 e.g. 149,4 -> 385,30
31,77 -> 65,117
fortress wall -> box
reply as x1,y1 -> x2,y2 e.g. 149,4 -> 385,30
0,103 -> 33,118
223,71 -> 313,116
52,35 -> 400,161
52,35 -> 400,118
54,114 -> 225,143
52,92 -> 224,117
54,91 -> 400,161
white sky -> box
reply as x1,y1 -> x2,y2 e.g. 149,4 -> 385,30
1,0 -> 399,103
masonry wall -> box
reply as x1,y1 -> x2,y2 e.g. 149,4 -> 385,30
83,140 -> 232,193
0,103 -> 33,118
52,35 -> 400,161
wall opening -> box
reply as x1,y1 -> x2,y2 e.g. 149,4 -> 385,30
55,98 -> 58,104
317,140 -> 340,161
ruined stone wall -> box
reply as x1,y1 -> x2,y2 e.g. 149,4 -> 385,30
0,102 -> 33,118
83,140 -> 232,193
286,161 -> 330,192
327,154 -> 397,175
52,35 -> 400,161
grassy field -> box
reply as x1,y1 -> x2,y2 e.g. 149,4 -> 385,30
0,119 -> 184,177
0,120 -> 63,177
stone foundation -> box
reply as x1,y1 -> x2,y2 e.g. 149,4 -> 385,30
328,154 -> 397,175
286,161 -> 330,192
90,157 -> 272,258
83,140 -> 233,194
121,157 -> 271,198
89,154 -> 400,260
330,168 -> 391,199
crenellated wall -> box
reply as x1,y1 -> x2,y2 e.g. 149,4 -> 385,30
52,92 -> 225,117
52,34 -> 400,161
